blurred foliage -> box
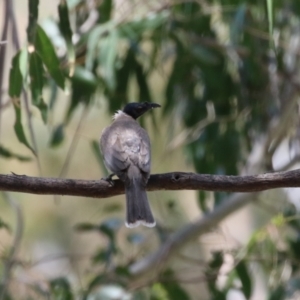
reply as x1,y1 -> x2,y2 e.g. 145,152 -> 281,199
2,0 -> 300,298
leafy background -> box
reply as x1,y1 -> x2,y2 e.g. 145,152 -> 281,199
1,0 -> 300,299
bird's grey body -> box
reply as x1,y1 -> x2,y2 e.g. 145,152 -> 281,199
100,103 -> 159,228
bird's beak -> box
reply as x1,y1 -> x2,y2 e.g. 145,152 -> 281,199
150,103 -> 161,109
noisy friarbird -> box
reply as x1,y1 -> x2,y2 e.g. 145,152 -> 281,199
100,102 -> 161,228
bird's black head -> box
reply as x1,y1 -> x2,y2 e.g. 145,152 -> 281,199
123,102 -> 161,119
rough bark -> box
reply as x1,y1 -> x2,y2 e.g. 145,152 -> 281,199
0,169 -> 300,198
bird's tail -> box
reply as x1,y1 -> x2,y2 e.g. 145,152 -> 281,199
125,167 -> 155,228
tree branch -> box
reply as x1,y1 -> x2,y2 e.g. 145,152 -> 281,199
0,169 -> 300,198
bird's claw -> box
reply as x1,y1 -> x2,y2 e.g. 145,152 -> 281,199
101,174 -> 115,186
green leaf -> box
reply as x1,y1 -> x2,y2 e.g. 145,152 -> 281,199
235,260 -> 252,299
87,274 -> 106,291
50,277 -> 73,300
13,102 -> 35,155
74,222 -> 97,232
208,251 -> 223,270
206,251 -> 225,299
98,0 -> 113,23
107,47 -> 135,112
0,144 -> 32,161
29,52 -> 44,104
197,191 -> 209,213
92,249 -> 107,263
66,66 -> 97,122
58,1 -> 75,76
29,52 -> 47,122
119,12 -> 168,40
27,0 -> 39,44
8,51 -> 23,98
49,78 -> 58,109
115,266 -> 131,278
268,285 -> 285,300
103,203 -> 122,213
151,283 -> 169,300
50,124 -> 65,147
99,223 -> 115,241
19,48 -> 29,79
0,217 -> 11,233
58,2 -> 72,44
191,45 -> 221,65
97,29 -> 119,90
86,21 -> 115,71
134,58 -> 151,103
160,270 -> 190,300
35,25 -> 65,89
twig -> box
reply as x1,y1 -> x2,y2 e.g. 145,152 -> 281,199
0,169 -> 300,198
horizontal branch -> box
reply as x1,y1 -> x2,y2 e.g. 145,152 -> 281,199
0,169 -> 300,197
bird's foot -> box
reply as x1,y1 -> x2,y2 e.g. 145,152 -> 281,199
101,173 -> 115,186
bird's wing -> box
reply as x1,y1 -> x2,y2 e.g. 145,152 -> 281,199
138,136 -> 151,173
100,128 -> 130,173
100,123 -> 151,177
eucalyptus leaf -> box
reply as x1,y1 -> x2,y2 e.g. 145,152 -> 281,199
35,25 -> 65,89
58,1 -> 75,76
235,260 -> 252,299
98,0 -> 113,23
134,58 -> 152,103
86,21 -> 115,71
160,270 -> 190,300
58,2 -> 72,44
27,0 -> 39,44
0,145 -> 31,162
119,12 -> 168,40
8,51 -> 23,98
75,222 -> 97,231
13,103 -> 35,155
0,217 -> 11,233
97,29 -> 118,90
66,66 -> 97,122
29,52 -> 47,122
50,277 -> 73,300
19,48 -> 29,79
107,47 -> 135,112
49,124 -> 65,147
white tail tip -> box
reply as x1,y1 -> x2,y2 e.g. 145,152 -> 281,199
125,220 -> 156,228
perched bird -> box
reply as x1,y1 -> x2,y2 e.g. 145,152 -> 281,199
100,102 -> 161,228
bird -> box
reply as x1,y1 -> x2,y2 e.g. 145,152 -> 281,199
100,102 -> 161,228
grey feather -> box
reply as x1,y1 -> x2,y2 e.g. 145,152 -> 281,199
100,111 -> 155,227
